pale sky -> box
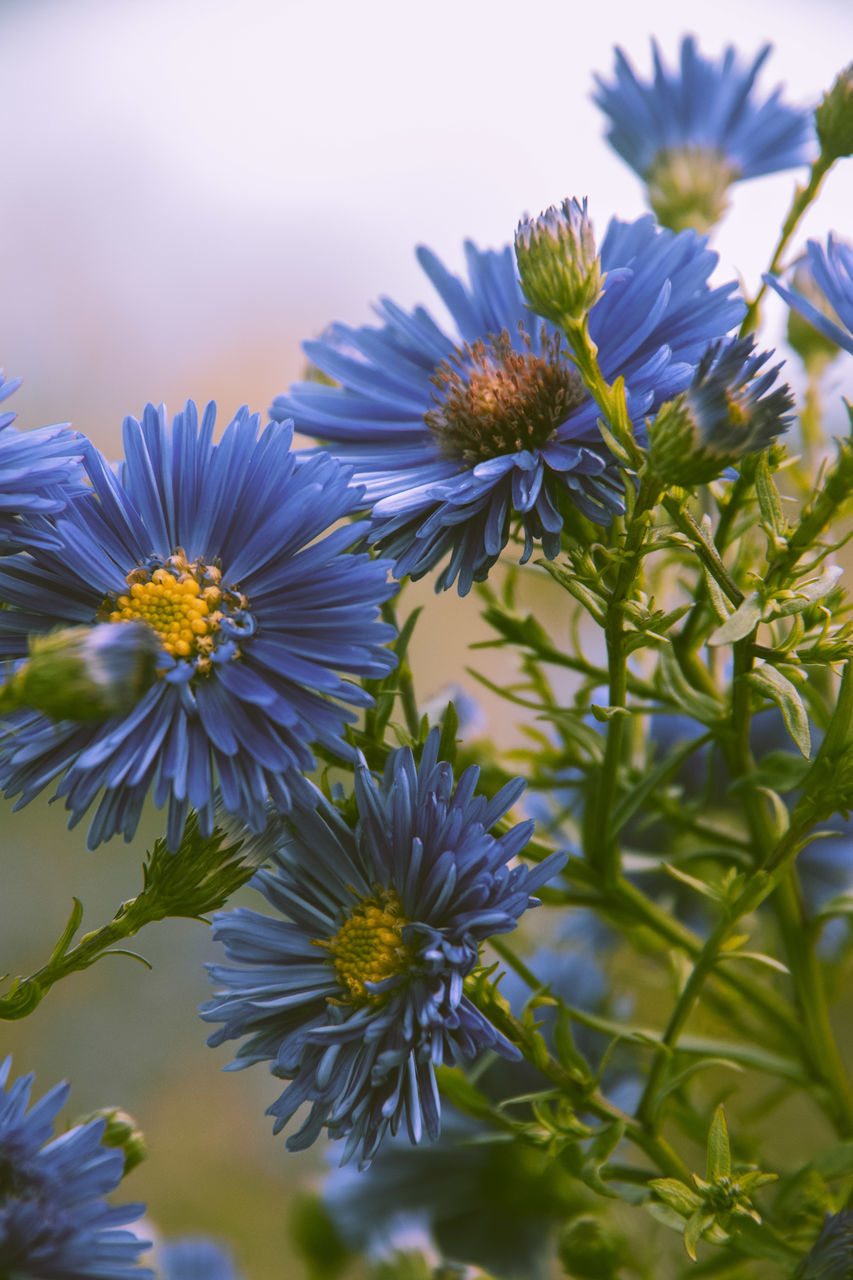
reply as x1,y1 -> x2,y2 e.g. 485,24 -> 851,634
0,0 -> 850,446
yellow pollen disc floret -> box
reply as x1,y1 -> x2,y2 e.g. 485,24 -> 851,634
108,568 -> 221,658
324,890 -> 413,1006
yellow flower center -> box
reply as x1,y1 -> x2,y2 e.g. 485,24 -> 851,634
108,566 -> 222,658
324,889 -> 413,1006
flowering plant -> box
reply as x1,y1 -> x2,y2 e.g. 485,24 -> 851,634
2,31 -> 853,1280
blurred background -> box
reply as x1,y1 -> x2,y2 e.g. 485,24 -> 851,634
0,0 -> 851,1274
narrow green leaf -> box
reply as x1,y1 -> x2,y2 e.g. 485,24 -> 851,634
707,1104 -> 731,1180
649,1177 -> 704,1217
685,1208 -> 715,1261
715,950 -> 791,975
709,591 -> 763,645
48,898 -> 84,964
746,664 -> 811,757
436,699 -> 459,767
755,452 -> 786,542
651,1058 -> 744,1119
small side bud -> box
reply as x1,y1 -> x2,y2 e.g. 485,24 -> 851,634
515,197 -> 602,327
645,145 -> 739,234
816,63 -> 853,161
0,621 -> 160,722
79,1107 -> 147,1175
557,1215 -> 626,1280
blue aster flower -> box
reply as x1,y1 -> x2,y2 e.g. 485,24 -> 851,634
766,236 -> 853,357
0,370 -> 89,555
649,335 -> 794,484
273,214 -> 744,594
0,401 -> 397,849
0,1058 -> 152,1280
201,730 -> 567,1167
795,1210 -> 853,1279
158,1238 -> 241,1280
324,943 -> 620,1280
593,38 -> 815,232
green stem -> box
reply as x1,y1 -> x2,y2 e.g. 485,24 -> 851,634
467,980 -> 692,1181
739,154 -> 834,337
0,899 -> 150,1020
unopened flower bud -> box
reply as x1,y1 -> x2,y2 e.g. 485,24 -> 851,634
558,1215 -> 626,1280
649,337 -> 793,486
0,621 -> 160,722
816,63 -> 853,160
78,1107 -> 147,1175
515,197 -> 602,327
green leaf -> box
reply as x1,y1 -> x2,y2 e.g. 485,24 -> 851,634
768,565 -> 844,617
707,1104 -> 731,1181
651,1059 -> 744,1120
746,664 -> 811,757
657,648 -> 725,725
589,703 -> 631,722
755,451 -> 786,545
49,898 -> 84,964
685,1208 -> 716,1261
662,863 -> 725,904
715,950 -> 791,975
649,1177 -> 704,1217
709,591 -> 763,646
436,699 -> 459,768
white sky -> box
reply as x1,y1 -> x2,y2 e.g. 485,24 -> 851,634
0,0 -> 850,447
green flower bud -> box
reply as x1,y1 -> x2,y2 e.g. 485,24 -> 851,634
645,145 -> 739,234
77,1107 -> 147,1175
0,621 -> 159,722
816,63 -> 853,160
557,1215 -> 626,1280
515,198 -> 602,327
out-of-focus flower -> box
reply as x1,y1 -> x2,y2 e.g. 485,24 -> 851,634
515,198 -> 602,327
202,730 -> 566,1168
158,1238 -> 242,1280
649,336 -> 794,485
593,38 -> 815,232
0,1057 -> 152,1279
795,1210 -> 853,1279
0,622 -> 159,722
274,215 -> 743,593
766,237 -> 853,357
0,401 -> 397,849
0,371 -> 89,555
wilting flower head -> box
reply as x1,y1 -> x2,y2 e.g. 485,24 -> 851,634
593,38 -> 815,231
273,213 -> 743,593
0,1058 -> 152,1279
158,1238 -> 242,1280
0,401 -> 397,849
202,730 -> 566,1167
766,236 -> 853,357
0,371 -> 89,555
795,1210 -> 853,1279
649,336 -> 794,484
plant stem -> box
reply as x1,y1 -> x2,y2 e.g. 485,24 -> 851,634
739,154 -> 834,337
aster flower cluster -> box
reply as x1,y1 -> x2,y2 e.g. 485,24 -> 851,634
2,25 -> 853,1280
